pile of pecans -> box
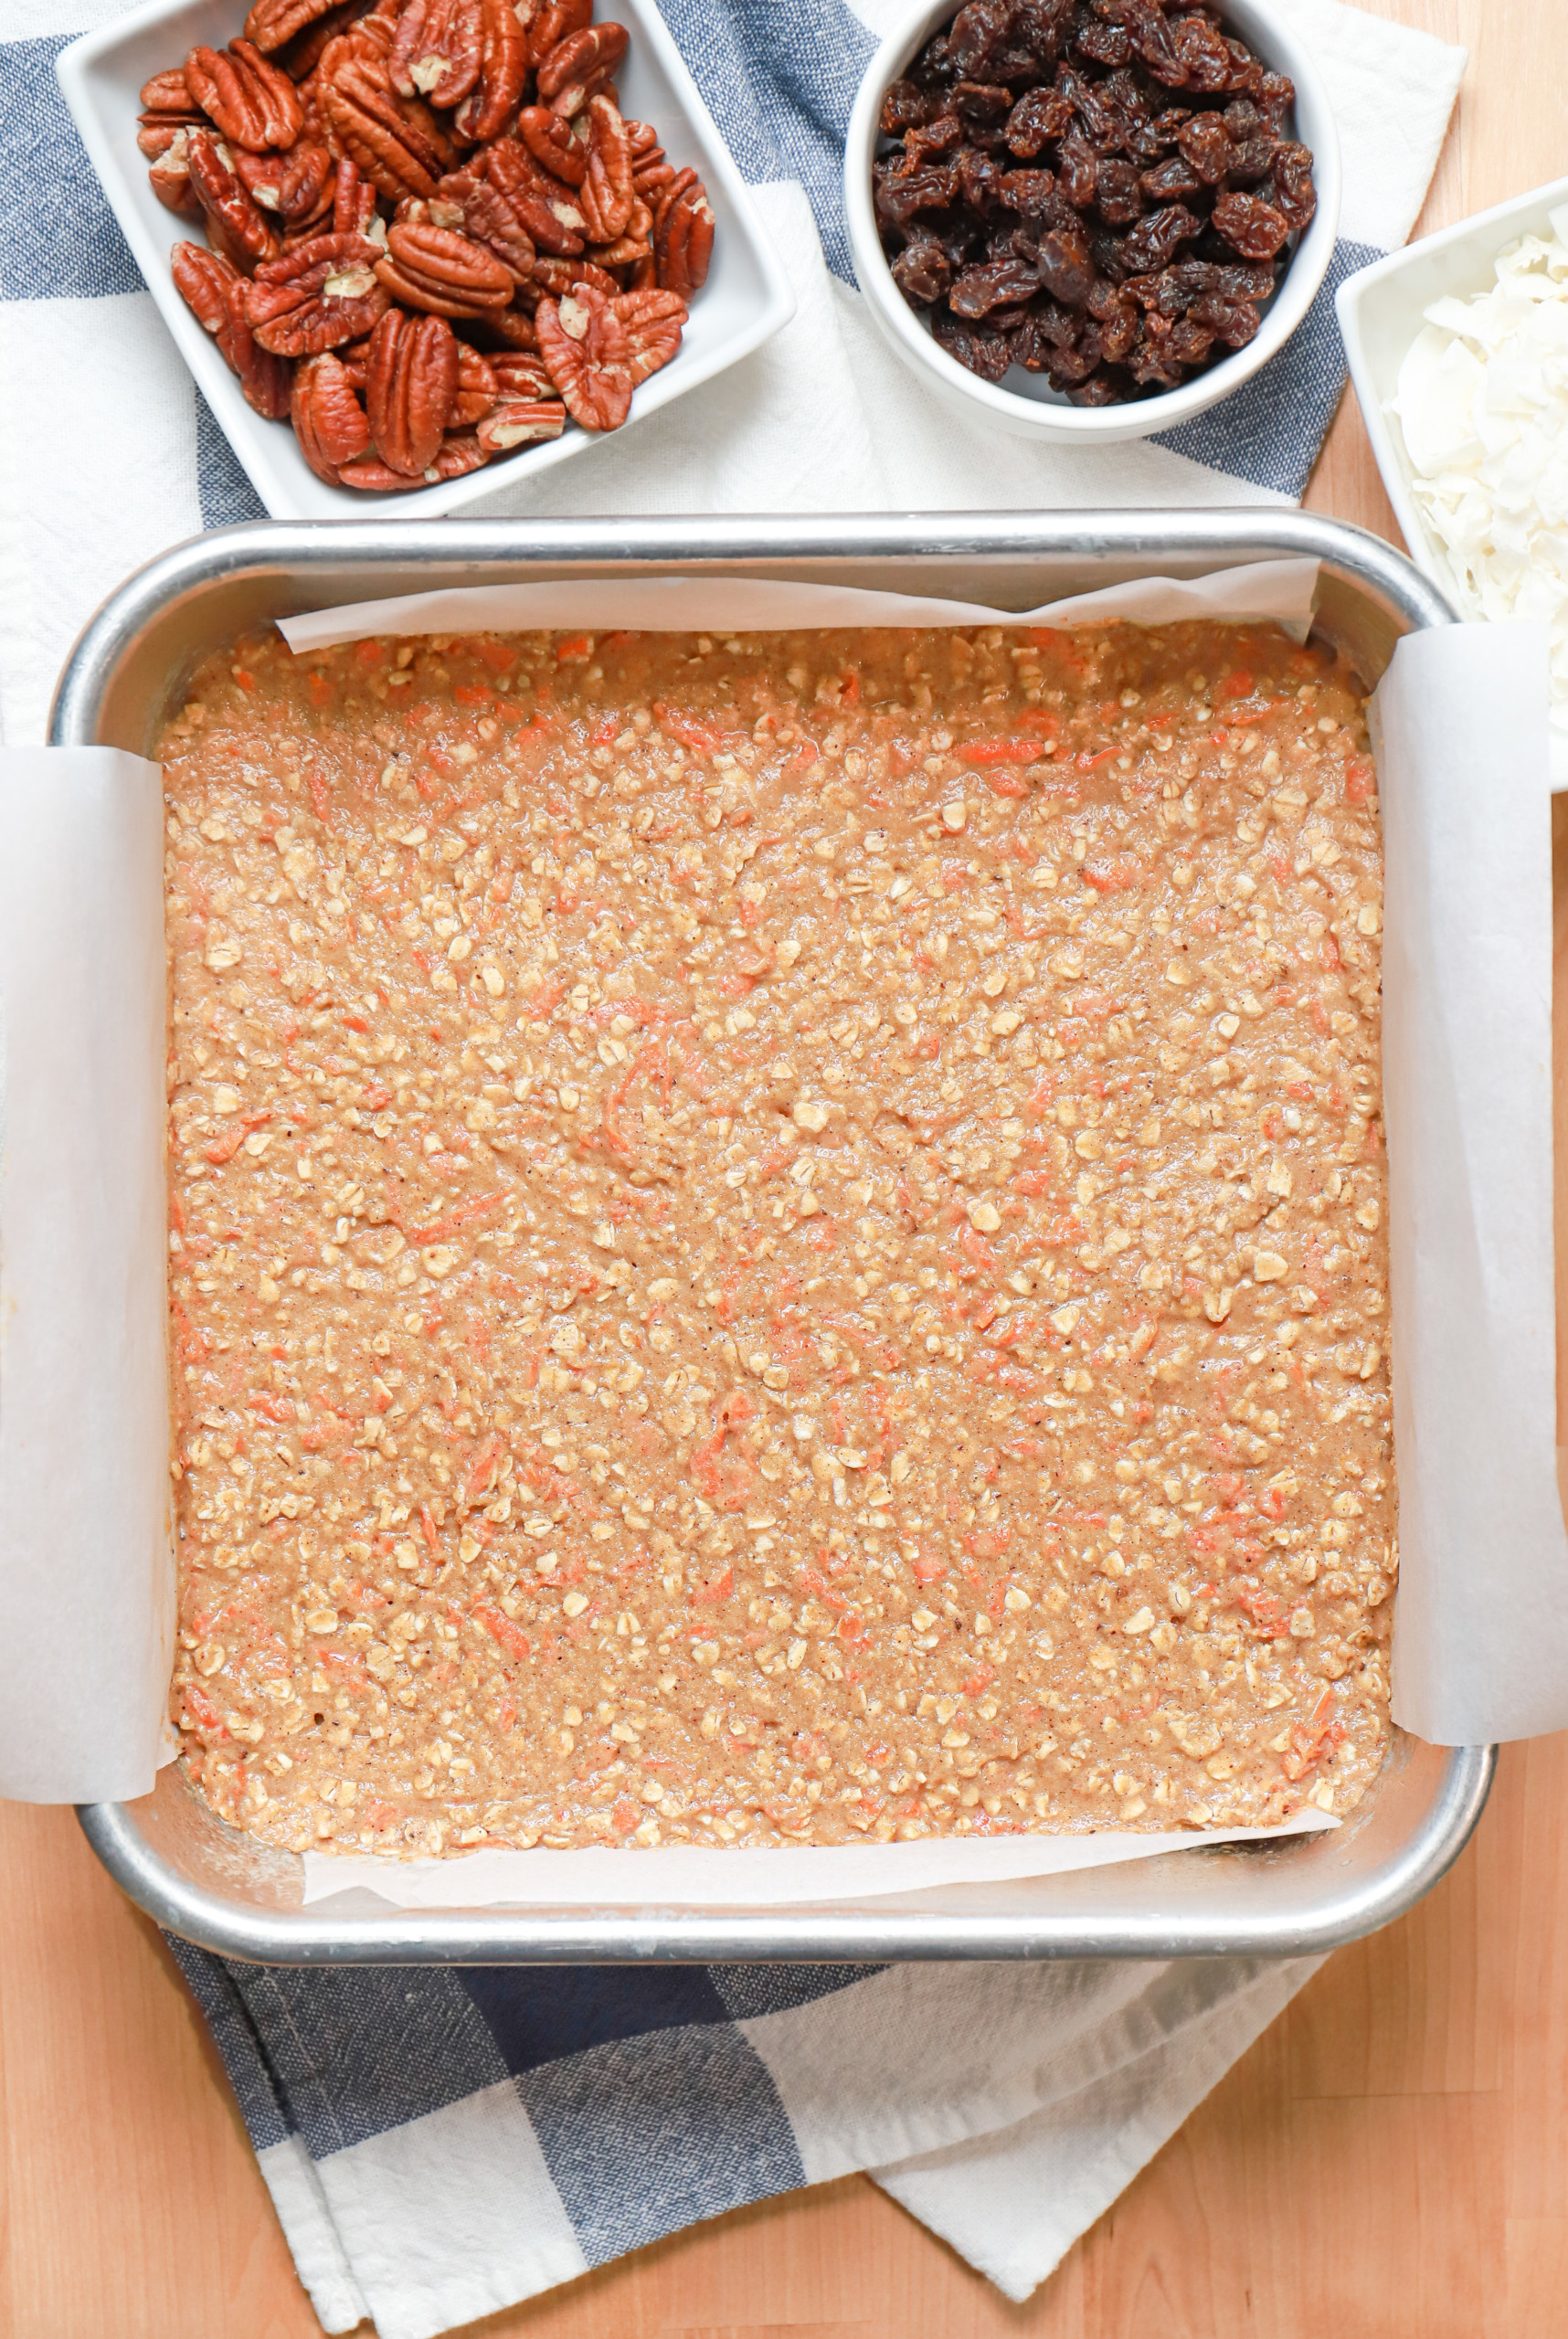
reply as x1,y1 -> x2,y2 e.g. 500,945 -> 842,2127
874,0 -> 1315,404
138,0 -> 715,489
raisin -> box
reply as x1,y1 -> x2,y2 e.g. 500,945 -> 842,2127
1140,154 -> 1200,200
948,0 -> 1028,80
1094,157 -> 1141,223
891,232 -> 953,302
1212,189 -> 1288,259
1119,201 -> 1199,273
958,144 -> 1007,208
1149,106 -> 1192,144
1164,314 -> 1214,365
1256,71 -> 1295,134
1073,16 -> 1128,66
1191,290 -> 1260,345
881,79 -> 939,133
1006,87 -> 1073,155
1057,65 -> 1116,151
1176,112 -> 1233,185
1222,39 -> 1264,98
1117,0 -> 1190,86
1032,223 -> 1097,302
1270,141 -> 1317,232
949,254 -> 1043,314
996,166 -> 1059,216
1086,276 -> 1138,356
932,306 -> 1014,379
906,113 -> 965,165
1174,16 -> 1235,91
1129,329 -> 1183,386
911,33 -> 959,89
953,78 -> 1015,124
1226,137 -> 1277,187
1067,372 -> 1122,403
874,158 -> 962,229
1046,324 -> 1102,383
1059,132 -> 1098,206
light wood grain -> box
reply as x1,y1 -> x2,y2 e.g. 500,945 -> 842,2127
5,8 -> 1567,2333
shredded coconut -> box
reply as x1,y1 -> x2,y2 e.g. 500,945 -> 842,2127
1391,204 -> 1568,777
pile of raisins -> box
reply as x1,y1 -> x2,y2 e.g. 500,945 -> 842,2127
874,0 -> 1316,403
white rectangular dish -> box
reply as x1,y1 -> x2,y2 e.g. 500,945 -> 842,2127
1336,171 -> 1568,791
55,0 -> 795,521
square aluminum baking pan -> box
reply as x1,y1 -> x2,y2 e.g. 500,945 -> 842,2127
55,509 -> 1495,1963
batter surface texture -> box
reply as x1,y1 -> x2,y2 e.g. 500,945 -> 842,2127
160,618 -> 1393,1856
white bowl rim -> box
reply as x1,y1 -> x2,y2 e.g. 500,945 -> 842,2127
55,0 -> 797,521
843,0 -> 1342,439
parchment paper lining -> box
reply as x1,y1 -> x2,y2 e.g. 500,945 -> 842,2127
2,565 -> 1560,1907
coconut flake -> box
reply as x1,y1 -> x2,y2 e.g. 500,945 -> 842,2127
1391,211 -> 1568,778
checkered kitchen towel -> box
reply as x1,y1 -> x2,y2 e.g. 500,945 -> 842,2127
169,1941 -> 1324,2337
3,1 -> 1457,2332
0,0 -> 1464,746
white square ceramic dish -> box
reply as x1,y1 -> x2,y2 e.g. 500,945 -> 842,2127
56,0 -> 795,520
1336,174 -> 1568,601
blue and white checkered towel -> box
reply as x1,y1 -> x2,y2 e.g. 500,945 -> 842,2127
0,0 -> 1463,747
1,0 -> 1461,2330
170,1941 -> 1323,2337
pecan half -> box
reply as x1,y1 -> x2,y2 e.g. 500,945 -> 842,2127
488,349 -> 553,397
522,0 -> 590,67
451,0 -> 529,143
515,103 -> 588,187
532,252 -> 618,300
323,58 -> 447,199
138,116 -> 196,158
244,0 -> 347,55
366,306 -> 459,472
485,139 -> 588,253
185,39 -> 305,150
653,175 -> 714,297
431,430 -> 490,477
247,230 -> 389,351
451,341 -> 499,423
332,153 -> 380,236
141,65 -> 197,115
614,284 -> 684,384
172,240 -> 294,415
185,129 -> 281,272
536,282 -> 632,428
273,0 -> 366,81
388,0 -> 482,107
336,451 -> 412,488
535,20 -> 628,116
374,221 -> 514,316
577,95 -> 632,242
476,397 -> 565,450
588,201 -> 651,270
435,170 -> 535,282
148,128 -> 204,218
291,350 -> 371,480
235,137 -> 334,223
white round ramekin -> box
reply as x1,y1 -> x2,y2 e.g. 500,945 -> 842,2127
844,0 -> 1341,445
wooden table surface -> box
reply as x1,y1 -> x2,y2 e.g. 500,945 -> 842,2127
5,5 -> 1564,2332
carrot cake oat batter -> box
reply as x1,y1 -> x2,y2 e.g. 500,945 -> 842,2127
159,619 -> 1393,1856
